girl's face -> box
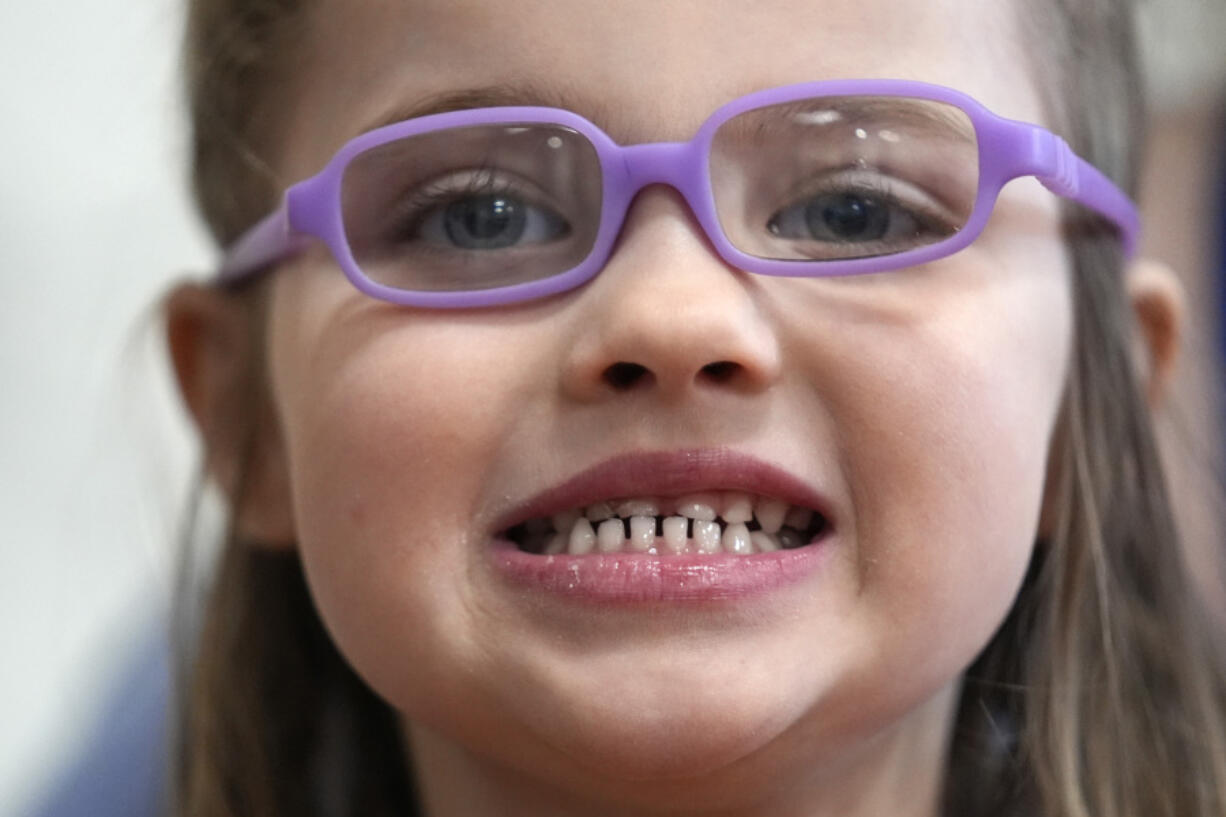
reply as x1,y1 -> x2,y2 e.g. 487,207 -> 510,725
263,0 -> 1070,810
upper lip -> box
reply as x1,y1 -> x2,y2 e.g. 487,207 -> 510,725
492,448 -> 835,533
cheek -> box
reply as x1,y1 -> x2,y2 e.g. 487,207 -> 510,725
813,253 -> 1072,674
267,301 -> 555,699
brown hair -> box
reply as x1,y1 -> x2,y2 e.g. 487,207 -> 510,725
171,1 -> 1226,815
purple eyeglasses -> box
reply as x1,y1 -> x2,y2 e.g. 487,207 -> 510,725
218,79 -> 1139,309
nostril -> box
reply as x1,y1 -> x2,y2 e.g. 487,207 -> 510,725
603,362 -> 651,390
701,361 -> 741,383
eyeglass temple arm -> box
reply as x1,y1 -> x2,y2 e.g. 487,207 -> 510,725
1032,131 -> 1140,258
216,203 -> 307,284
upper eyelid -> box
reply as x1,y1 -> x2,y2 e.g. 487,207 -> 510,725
784,168 -> 968,214
374,171 -> 568,236
772,178 -> 963,231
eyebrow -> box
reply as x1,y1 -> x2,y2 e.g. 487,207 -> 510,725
363,82 -> 614,135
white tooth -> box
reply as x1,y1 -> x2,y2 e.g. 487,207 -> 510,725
722,493 -> 753,524
616,498 -> 659,518
677,494 -> 719,521
785,507 -> 813,530
629,516 -> 655,551
722,522 -> 752,555
543,534 -> 566,555
756,498 -> 788,534
586,501 -> 615,521
597,518 -> 625,552
551,509 -> 580,532
694,520 -> 721,553
569,518 -> 596,555
662,516 -> 687,553
750,531 -> 781,552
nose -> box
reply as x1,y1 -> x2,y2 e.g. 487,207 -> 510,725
560,188 -> 782,404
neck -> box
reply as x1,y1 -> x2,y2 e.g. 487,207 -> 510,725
402,683 -> 958,817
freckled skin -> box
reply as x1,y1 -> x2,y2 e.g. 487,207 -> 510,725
262,1 -> 1072,815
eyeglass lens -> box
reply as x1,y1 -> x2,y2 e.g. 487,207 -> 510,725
710,96 -> 978,261
339,96 -> 980,293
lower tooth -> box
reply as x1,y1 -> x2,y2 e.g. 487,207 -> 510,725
543,534 -> 566,555
597,518 -> 625,552
694,520 -> 721,553
723,522 -> 752,555
750,531 -> 780,552
778,528 -> 805,549
662,516 -> 687,553
569,518 -> 596,555
629,516 -> 655,551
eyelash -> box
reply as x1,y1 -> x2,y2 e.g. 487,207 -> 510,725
789,171 -> 957,230
384,168 -> 532,242
791,174 -> 960,244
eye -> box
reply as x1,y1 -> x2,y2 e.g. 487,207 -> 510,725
765,177 -> 958,256
417,192 -> 570,251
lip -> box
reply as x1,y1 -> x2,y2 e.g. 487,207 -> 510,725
490,448 -> 836,532
488,448 -> 836,602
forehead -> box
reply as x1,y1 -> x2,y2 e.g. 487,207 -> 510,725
280,0 -> 1037,177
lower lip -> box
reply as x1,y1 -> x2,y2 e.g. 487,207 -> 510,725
490,537 -> 832,603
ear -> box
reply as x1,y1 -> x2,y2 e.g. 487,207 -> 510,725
164,282 -> 297,548
1125,259 -> 1186,407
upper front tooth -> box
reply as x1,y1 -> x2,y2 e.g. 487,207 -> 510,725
722,493 -> 753,524
616,498 -> 659,518
756,498 -> 788,534
586,502 -> 615,521
629,516 -> 655,551
677,494 -> 719,521
597,518 -> 625,552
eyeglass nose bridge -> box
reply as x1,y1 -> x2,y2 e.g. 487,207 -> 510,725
613,140 -> 724,249
619,141 -> 702,200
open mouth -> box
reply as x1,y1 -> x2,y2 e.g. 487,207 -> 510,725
504,492 -> 830,556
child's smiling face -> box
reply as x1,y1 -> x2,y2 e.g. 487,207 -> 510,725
260,0 -> 1071,809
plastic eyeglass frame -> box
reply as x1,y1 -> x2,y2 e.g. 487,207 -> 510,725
217,78 -> 1140,309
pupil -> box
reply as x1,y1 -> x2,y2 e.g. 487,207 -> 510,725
807,194 -> 888,241
444,195 -> 526,248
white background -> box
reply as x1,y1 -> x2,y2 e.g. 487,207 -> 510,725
1,1 -> 1224,815
1,2 -> 207,814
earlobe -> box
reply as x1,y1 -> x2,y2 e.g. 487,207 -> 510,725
164,282 -> 297,549
1125,259 -> 1185,407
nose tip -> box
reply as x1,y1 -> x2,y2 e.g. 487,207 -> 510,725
561,190 -> 782,404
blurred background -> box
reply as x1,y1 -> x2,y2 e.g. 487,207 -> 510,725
0,1 -> 1223,815
0,2 -> 207,814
